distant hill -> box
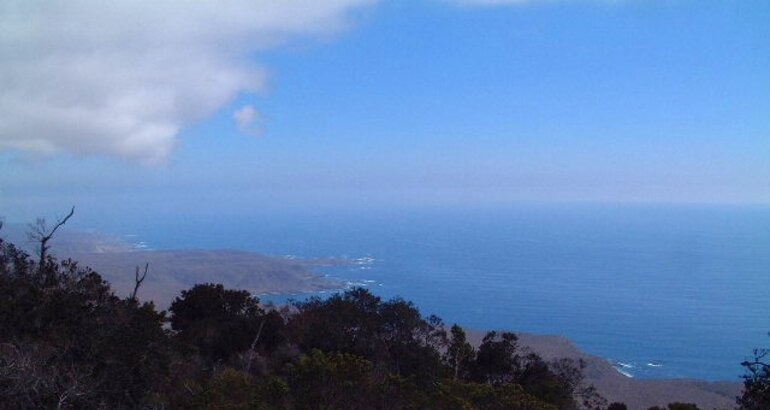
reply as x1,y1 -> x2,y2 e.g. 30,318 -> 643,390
71,249 -> 343,308
0,222 -> 137,254
0,224 -> 343,308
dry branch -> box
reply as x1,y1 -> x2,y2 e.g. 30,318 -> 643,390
130,263 -> 149,300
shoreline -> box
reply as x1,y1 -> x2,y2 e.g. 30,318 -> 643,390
464,330 -> 741,410
69,248 -> 345,309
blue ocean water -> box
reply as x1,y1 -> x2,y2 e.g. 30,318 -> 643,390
95,204 -> 770,381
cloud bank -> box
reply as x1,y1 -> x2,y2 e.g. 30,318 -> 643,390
0,0 -> 374,163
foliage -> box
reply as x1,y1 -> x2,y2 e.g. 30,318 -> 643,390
439,379 -> 559,410
473,331 -> 520,384
287,349 -> 376,409
0,237 -> 169,409
738,341 -> 770,410
647,403 -> 700,410
288,288 -> 446,382
169,283 -> 283,365
445,324 -> 476,381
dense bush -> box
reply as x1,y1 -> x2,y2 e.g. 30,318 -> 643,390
170,283 -> 286,365
0,238 -> 169,409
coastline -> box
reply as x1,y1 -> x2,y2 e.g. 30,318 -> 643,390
466,330 -> 741,410
0,224 -> 345,309
69,248 -> 345,309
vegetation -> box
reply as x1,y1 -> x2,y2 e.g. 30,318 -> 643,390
646,404 -> 700,410
737,340 -> 770,409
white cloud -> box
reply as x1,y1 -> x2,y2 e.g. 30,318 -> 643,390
233,105 -> 263,137
0,0 -> 374,163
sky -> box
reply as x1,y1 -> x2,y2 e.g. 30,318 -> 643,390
1,0 -> 769,223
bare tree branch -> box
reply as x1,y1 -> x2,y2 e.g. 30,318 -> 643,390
130,263 -> 149,301
56,390 -> 69,410
245,319 -> 266,374
28,206 -> 75,271
742,360 -> 770,368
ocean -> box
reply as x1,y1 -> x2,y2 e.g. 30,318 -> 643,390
94,203 -> 770,381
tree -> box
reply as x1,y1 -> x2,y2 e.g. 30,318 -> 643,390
169,283 -> 275,365
547,357 -> 605,410
472,331 -> 520,384
289,288 -> 446,381
289,288 -> 383,359
738,340 -> 770,410
607,403 -> 628,410
516,354 -> 576,408
444,324 -> 475,380
470,331 -> 600,409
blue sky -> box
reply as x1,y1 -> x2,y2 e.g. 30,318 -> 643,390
1,0 -> 769,222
